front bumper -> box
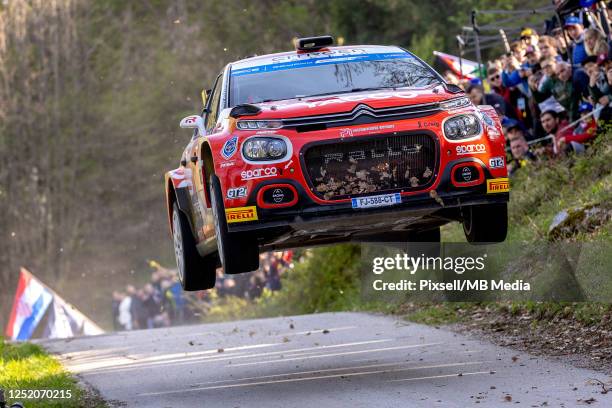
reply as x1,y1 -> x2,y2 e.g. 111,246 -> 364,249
229,187 -> 508,234
228,155 -> 509,234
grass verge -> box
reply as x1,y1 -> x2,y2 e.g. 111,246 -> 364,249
0,337 -> 107,408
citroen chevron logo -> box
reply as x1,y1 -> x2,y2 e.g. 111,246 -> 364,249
352,104 -> 376,118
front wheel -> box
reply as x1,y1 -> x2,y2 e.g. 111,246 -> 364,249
462,203 -> 508,243
210,175 -> 260,274
172,203 -> 217,290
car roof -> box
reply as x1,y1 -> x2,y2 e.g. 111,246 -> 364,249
229,45 -> 409,73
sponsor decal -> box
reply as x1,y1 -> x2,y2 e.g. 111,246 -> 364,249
339,124 -> 394,138
241,167 -> 278,180
272,188 -> 284,203
418,120 -> 440,128
232,51 -> 413,77
487,178 -> 510,194
270,48 -> 367,63
481,112 -> 495,127
226,187 -> 247,199
456,144 -> 486,155
221,135 -> 238,160
461,167 -> 473,182
340,128 -> 353,138
220,161 -> 235,168
226,206 -> 258,223
323,143 -> 421,165
352,193 -> 401,209
488,156 -> 505,169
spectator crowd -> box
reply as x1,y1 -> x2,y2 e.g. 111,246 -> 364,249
112,252 -> 293,331
444,2 -> 611,174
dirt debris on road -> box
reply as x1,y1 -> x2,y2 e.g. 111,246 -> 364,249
453,305 -> 612,374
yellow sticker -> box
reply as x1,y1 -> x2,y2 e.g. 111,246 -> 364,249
226,206 -> 258,223
487,177 -> 510,194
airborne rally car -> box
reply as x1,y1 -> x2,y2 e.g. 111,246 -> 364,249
165,36 -> 509,290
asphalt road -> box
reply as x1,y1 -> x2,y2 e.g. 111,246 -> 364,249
41,312 -> 611,407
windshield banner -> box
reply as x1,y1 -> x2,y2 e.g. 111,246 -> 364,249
231,52 -> 414,77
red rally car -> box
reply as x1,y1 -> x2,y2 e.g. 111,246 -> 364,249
165,36 -> 510,290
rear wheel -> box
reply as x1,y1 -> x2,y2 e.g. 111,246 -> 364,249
172,203 -> 216,291
462,203 -> 508,243
210,175 -> 260,274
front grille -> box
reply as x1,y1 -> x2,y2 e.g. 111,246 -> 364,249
303,133 -> 437,201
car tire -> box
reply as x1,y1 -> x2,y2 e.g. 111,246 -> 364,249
210,174 -> 260,274
172,203 -> 217,291
462,203 -> 508,243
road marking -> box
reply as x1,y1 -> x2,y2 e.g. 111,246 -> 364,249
389,371 -> 492,382
138,363 -> 489,397
229,342 -> 443,367
191,360 -> 491,386
83,339 -> 394,375
66,342 -> 284,373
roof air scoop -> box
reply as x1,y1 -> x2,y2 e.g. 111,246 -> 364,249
296,35 -> 334,52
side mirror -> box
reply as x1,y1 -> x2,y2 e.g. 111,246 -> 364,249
201,89 -> 211,108
180,115 -> 205,136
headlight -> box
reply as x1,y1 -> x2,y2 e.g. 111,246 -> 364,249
242,137 -> 287,161
443,114 -> 481,140
236,120 -> 283,130
439,97 -> 471,110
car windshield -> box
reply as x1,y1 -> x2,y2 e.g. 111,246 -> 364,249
229,52 -> 441,106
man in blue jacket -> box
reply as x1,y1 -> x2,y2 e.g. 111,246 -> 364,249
564,16 -> 590,97
564,16 -> 588,68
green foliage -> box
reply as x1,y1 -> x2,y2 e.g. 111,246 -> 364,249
0,337 -> 107,407
398,301 -> 612,326
409,32 -> 444,64
273,244 -> 362,314
402,303 -> 470,325
202,244 -> 362,321
508,131 -> 612,242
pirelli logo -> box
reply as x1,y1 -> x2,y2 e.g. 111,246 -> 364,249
487,177 -> 510,194
226,206 -> 258,223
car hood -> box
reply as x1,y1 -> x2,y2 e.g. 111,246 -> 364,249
249,85 -> 463,119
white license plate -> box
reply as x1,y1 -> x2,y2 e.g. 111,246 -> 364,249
351,193 -> 401,209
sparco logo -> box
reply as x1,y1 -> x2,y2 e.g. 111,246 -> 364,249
456,144 -> 486,155
241,167 -> 278,180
